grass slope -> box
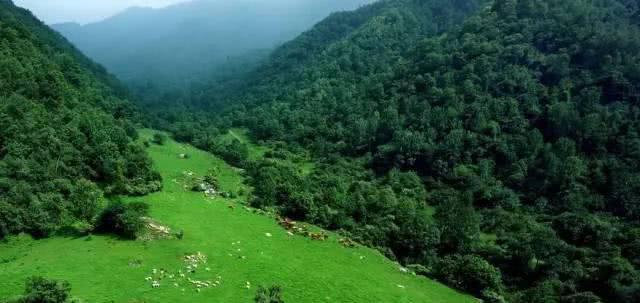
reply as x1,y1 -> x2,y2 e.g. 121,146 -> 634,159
0,130 -> 474,303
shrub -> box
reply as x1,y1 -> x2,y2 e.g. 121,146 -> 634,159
10,276 -> 72,303
203,172 -> 220,189
254,285 -> 284,303
95,201 -> 149,239
433,254 -> 504,300
152,133 -> 167,145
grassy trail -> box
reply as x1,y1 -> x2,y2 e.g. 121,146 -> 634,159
0,130 -> 474,303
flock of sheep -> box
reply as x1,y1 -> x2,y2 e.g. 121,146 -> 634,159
144,252 -> 225,292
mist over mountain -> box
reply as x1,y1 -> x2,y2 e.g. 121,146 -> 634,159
51,0 -> 376,86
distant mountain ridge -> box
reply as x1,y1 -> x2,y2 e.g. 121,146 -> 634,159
51,0 -> 377,86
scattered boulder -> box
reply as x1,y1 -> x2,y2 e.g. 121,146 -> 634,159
136,217 -> 174,241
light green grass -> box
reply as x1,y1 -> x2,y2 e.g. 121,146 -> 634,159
0,129 -> 474,303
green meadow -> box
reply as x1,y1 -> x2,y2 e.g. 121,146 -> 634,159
0,130 -> 474,303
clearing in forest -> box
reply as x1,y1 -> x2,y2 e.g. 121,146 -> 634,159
0,129 -> 474,303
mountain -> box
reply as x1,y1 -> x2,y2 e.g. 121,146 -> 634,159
0,0 -> 160,239
51,0 -> 377,87
155,0 -> 640,302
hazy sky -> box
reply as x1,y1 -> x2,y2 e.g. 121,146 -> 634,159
14,0 -> 192,24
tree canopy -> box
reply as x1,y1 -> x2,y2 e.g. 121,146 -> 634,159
139,0 -> 640,301
0,0 -> 160,239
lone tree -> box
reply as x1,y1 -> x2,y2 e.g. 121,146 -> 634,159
254,285 -> 284,303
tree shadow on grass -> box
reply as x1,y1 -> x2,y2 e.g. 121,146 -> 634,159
54,226 -> 130,242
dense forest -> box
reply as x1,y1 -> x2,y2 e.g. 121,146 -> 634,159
0,0 -> 160,239
140,0 -> 640,302
4,0 -> 640,301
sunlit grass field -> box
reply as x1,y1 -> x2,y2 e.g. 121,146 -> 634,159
0,129 -> 474,303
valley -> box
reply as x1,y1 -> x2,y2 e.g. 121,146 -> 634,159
3,0 -> 640,302
0,130 -> 473,303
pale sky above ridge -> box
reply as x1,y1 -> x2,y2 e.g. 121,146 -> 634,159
14,0 -> 192,24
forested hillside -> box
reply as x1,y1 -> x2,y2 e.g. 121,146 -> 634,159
0,0 -> 160,239
51,0 -> 376,88
152,0 -> 640,302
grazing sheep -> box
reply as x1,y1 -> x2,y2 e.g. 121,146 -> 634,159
265,233 -> 272,237
309,231 -> 328,241
152,281 -> 160,288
